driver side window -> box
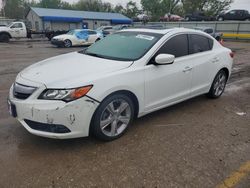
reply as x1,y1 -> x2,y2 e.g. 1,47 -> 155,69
151,34 -> 189,64
11,23 -> 23,29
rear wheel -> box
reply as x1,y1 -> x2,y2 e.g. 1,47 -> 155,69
218,17 -> 224,21
207,70 -> 227,98
91,94 -> 134,141
0,33 -> 10,43
64,39 -> 72,48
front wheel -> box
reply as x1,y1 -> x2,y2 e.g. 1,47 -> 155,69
0,33 -> 10,43
64,39 -> 72,48
90,94 -> 135,141
207,70 -> 227,98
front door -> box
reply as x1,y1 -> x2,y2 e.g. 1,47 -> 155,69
145,34 -> 193,112
9,23 -> 26,38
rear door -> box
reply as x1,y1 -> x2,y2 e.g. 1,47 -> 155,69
188,34 -> 218,95
144,34 -> 193,112
87,30 -> 98,43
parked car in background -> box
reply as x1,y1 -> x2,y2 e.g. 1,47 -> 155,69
105,25 -> 130,35
160,14 -> 184,22
133,14 -> 150,22
0,21 -> 68,42
185,12 -> 215,21
96,26 -> 113,37
8,28 -> 233,141
217,9 -> 250,21
51,29 -> 103,47
194,27 -> 223,41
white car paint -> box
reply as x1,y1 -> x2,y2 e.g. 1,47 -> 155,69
8,28 -> 233,139
0,22 -> 27,38
52,29 -> 102,47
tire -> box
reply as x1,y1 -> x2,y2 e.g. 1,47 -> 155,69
215,36 -> 221,41
245,18 -> 250,21
0,33 -> 10,43
185,17 -> 190,21
218,17 -> 224,21
207,70 -> 228,99
95,38 -> 100,42
90,94 -> 135,141
64,39 -> 72,48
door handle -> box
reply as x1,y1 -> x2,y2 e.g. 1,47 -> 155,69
183,66 -> 193,73
212,57 -> 219,63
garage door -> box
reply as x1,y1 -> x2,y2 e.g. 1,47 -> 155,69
51,22 -> 69,31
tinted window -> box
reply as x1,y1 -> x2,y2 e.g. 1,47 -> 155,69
85,32 -> 162,61
88,30 -> 97,35
155,34 -> 189,58
189,34 -> 212,54
204,29 -> 213,34
11,23 -> 23,28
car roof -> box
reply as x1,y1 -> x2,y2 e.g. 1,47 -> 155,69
194,27 -> 213,30
120,28 -> 204,35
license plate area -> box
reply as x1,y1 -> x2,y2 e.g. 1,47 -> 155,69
7,99 -> 17,118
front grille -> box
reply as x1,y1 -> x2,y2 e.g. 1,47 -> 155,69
13,82 -> 37,100
24,119 -> 71,134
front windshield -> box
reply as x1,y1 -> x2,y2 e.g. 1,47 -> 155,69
112,25 -> 122,30
67,30 -> 76,35
85,32 -> 163,61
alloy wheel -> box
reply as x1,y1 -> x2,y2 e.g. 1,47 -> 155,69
100,99 -> 132,137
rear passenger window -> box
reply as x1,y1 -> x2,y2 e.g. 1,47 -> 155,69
189,34 -> 212,54
155,34 -> 189,58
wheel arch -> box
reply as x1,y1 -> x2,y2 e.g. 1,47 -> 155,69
98,90 -> 140,118
89,89 -> 140,137
0,32 -> 12,38
221,67 -> 229,80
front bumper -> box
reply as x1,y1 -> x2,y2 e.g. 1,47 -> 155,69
9,83 -> 99,139
51,39 -> 65,47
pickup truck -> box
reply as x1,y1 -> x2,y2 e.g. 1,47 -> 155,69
0,21 -> 68,42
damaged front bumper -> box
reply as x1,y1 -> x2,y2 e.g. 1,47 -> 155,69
8,83 -> 99,139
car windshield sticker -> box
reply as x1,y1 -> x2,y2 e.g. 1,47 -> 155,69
75,30 -> 89,40
136,34 -> 155,41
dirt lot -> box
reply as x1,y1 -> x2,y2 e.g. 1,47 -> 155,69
0,40 -> 249,188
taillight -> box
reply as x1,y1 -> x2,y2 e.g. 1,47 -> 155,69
230,52 -> 234,58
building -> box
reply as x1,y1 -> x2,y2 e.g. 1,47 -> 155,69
26,7 -> 132,31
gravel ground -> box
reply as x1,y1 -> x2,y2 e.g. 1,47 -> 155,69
0,40 -> 249,188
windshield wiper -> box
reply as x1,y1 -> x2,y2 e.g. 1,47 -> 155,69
85,52 -> 105,58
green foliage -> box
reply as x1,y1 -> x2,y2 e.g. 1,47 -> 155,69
181,0 -> 233,16
2,0 -> 233,21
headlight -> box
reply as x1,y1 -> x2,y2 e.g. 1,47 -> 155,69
39,85 -> 93,102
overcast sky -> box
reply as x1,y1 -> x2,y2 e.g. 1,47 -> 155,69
1,0 -> 250,11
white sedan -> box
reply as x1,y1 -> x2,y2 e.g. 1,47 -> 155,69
8,28 -> 233,141
51,29 -> 103,48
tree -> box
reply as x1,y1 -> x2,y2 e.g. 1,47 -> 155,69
114,4 -> 125,14
181,0 -> 233,16
38,0 -> 63,9
4,0 -> 25,19
141,0 -> 164,21
161,0 -> 180,14
124,1 -> 139,18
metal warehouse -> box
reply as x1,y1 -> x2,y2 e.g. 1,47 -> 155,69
26,7 -> 132,31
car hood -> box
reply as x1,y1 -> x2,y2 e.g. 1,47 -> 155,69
53,34 -> 72,40
20,52 -> 133,88
0,26 -> 9,31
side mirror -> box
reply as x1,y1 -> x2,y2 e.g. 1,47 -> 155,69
155,54 -> 175,65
